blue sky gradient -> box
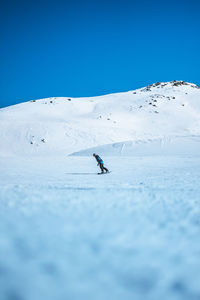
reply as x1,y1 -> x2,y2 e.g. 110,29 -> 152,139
0,0 -> 200,108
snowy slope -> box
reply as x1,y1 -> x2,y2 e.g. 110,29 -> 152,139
0,80 -> 200,156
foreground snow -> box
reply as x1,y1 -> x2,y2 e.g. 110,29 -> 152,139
1,156 -> 200,300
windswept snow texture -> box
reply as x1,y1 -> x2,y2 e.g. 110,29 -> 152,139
1,156 -> 200,300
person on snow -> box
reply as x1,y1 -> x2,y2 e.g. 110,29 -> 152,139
93,153 -> 109,173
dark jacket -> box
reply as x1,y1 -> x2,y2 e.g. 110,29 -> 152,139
94,155 -> 103,164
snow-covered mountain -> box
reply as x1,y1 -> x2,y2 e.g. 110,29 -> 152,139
1,80 -> 200,157
1,83 -> 200,300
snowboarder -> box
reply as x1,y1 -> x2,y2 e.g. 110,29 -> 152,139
93,153 -> 109,174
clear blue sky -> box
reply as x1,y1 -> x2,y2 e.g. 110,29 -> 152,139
0,0 -> 200,108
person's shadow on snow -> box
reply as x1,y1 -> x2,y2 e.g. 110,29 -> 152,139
65,173 -> 97,175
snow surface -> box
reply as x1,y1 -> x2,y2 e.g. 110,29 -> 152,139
1,81 -> 200,300
1,156 -> 200,300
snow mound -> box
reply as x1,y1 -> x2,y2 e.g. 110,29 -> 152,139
70,136 -> 200,156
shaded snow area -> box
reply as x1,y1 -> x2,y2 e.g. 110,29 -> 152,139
1,156 -> 200,300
